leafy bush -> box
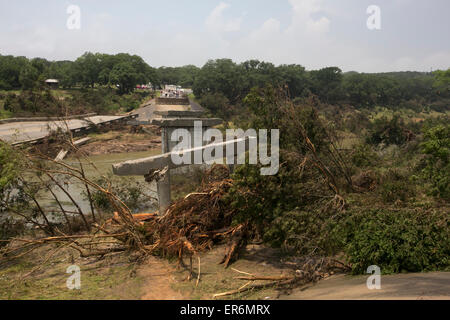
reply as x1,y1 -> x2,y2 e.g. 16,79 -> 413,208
0,141 -> 21,191
68,88 -> 148,115
265,209 -> 341,255
0,218 -> 25,247
351,143 -> 378,168
378,169 -> 416,203
198,92 -> 233,119
367,114 -> 411,146
420,124 -> 450,200
335,209 -> 449,274
227,88 -> 348,247
227,152 -> 333,245
89,176 -> 152,213
3,89 -> 66,116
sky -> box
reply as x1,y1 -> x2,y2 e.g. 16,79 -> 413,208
0,0 -> 449,72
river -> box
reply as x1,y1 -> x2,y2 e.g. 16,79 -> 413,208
37,149 -> 161,224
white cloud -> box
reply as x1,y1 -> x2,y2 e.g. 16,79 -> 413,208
0,0 -> 448,72
205,2 -> 242,33
233,0 -> 332,66
248,18 -> 281,41
286,0 -> 330,35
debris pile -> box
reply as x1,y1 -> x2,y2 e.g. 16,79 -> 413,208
139,164 -> 247,268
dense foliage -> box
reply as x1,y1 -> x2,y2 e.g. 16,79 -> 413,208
2,87 -> 149,116
225,87 -> 449,275
420,123 -> 450,200
336,208 -> 449,274
0,52 -> 157,93
1,53 -> 448,114
191,59 -> 449,117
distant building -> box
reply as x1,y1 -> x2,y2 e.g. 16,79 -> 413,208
45,79 -> 59,89
165,84 -> 177,91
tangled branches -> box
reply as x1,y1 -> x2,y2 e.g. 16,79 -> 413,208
213,257 -> 351,298
141,165 -> 247,268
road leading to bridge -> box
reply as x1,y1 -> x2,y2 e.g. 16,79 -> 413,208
132,97 -> 205,123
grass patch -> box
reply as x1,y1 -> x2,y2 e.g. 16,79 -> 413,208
0,245 -> 143,300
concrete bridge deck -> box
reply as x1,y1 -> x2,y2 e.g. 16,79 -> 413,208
0,114 -> 136,145
132,97 -> 204,124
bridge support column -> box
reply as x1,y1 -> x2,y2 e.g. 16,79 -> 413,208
157,127 -> 171,215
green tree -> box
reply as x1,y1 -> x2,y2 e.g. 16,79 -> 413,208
309,67 -> 343,104
0,55 -> 29,89
47,61 -> 76,88
193,59 -> 244,102
109,62 -> 139,94
275,64 -> 309,97
73,52 -> 102,88
19,64 -> 39,90
434,68 -> 450,94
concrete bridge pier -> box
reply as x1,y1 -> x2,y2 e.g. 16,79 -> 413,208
157,127 -> 171,215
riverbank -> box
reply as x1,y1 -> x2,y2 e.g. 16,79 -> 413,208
77,126 -> 161,156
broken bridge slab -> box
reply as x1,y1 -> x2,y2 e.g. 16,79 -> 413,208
112,136 -> 256,176
151,117 -> 223,127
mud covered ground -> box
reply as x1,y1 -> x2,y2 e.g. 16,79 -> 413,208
77,126 -> 161,156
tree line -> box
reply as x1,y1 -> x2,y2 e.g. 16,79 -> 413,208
192,59 -> 449,112
0,52 -> 448,110
0,52 -> 157,94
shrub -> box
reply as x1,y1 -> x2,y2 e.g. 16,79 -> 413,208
68,88 -> 149,115
351,143 -> 378,168
89,176 -> 152,213
227,88 -> 349,247
420,124 -> 450,200
0,219 -> 25,247
378,169 -> 416,203
198,92 -> 233,119
265,209 -> 341,255
3,90 -> 65,116
335,208 -> 449,274
367,114 -> 410,146
227,152 -> 333,245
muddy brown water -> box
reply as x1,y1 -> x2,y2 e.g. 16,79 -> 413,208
36,149 -> 161,224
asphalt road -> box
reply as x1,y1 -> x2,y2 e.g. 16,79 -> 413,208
132,100 -> 156,122
279,272 -> 450,300
132,98 -> 205,123
188,97 -> 204,112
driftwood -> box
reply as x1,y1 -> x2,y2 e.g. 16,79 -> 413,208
213,258 -> 351,298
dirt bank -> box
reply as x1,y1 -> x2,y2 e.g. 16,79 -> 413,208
77,126 -> 161,156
